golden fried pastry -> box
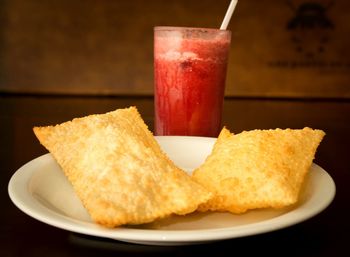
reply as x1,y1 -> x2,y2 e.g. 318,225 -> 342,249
33,107 -> 212,227
192,127 -> 325,214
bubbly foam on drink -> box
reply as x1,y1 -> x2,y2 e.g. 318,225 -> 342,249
155,32 -> 182,54
155,35 -> 230,64
160,51 -> 201,61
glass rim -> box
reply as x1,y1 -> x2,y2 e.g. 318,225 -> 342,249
154,26 -> 231,33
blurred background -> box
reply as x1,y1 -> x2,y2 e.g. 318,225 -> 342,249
1,0 -> 349,98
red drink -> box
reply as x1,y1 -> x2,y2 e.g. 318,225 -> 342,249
154,27 -> 231,137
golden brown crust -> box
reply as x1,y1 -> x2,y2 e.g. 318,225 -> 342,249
33,106 -> 212,227
192,127 -> 325,214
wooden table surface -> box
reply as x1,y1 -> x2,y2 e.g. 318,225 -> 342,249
1,94 -> 349,257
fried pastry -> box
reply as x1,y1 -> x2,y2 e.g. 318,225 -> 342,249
33,107 -> 212,227
192,127 -> 325,214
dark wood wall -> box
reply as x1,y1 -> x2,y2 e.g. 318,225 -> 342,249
1,0 -> 349,98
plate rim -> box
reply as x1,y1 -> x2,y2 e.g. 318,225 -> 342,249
8,136 -> 336,245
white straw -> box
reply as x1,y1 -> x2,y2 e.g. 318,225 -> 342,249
220,0 -> 238,30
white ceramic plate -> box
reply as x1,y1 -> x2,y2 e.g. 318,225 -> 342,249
8,136 -> 335,246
